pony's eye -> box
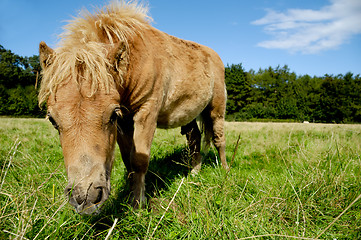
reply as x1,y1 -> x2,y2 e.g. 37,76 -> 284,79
47,114 -> 59,130
109,108 -> 121,124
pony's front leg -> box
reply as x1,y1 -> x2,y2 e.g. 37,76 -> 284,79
129,108 -> 157,208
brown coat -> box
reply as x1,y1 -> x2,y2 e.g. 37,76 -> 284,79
39,1 -> 228,215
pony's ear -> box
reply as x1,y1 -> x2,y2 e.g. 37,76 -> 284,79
108,41 -> 128,66
39,41 -> 55,69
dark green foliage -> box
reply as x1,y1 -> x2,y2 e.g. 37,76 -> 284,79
0,45 -> 45,117
225,64 -> 253,115
225,64 -> 361,123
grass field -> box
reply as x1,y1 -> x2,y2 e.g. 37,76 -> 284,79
0,118 -> 360,239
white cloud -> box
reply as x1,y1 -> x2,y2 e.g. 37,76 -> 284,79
252,0 -> 361,54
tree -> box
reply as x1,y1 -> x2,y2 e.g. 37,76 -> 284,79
0,45 -> 45,117
225,64 -> 252,118
224,64 -> 361,123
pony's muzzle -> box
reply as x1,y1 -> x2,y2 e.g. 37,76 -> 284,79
65,183 -> 108,215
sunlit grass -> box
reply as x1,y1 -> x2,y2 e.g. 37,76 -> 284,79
0,118 -> 360,239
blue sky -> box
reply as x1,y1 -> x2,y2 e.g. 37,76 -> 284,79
1,0 -> 360,76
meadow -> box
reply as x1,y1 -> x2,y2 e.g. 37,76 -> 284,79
0,118 -> 360,239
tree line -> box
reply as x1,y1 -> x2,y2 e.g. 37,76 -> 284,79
0,45 -> 45,117
1,45 -> 360,123
225,64 -> 361,123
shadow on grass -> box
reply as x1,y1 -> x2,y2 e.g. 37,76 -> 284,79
85,146 -> 192,230
86,145 -> 221,233
145,146 -> 192,197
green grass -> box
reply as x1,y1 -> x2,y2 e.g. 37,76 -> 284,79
0,118 -> 360,239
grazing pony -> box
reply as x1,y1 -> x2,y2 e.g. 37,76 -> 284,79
39,1 -> 228,215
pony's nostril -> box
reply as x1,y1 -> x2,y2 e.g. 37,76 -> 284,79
76,195 -> 85,205
94,187 -> 103,205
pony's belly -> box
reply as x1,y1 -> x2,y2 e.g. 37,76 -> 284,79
157,111 -> 196,129
157,95 -> 210,128
157,73 -> 213,128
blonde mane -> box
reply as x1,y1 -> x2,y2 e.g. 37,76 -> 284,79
39,1 -> 152,105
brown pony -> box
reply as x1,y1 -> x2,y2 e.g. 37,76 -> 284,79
39,1 -> 228,215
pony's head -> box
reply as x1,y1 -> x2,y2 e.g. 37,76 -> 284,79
39,42 -> 125,215
38,1 -> 151,215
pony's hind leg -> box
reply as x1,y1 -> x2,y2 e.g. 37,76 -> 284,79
181,119 -> 202,174
202,109 -> 229,171
203,82 -> 229,171
211,115 -> 229,171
